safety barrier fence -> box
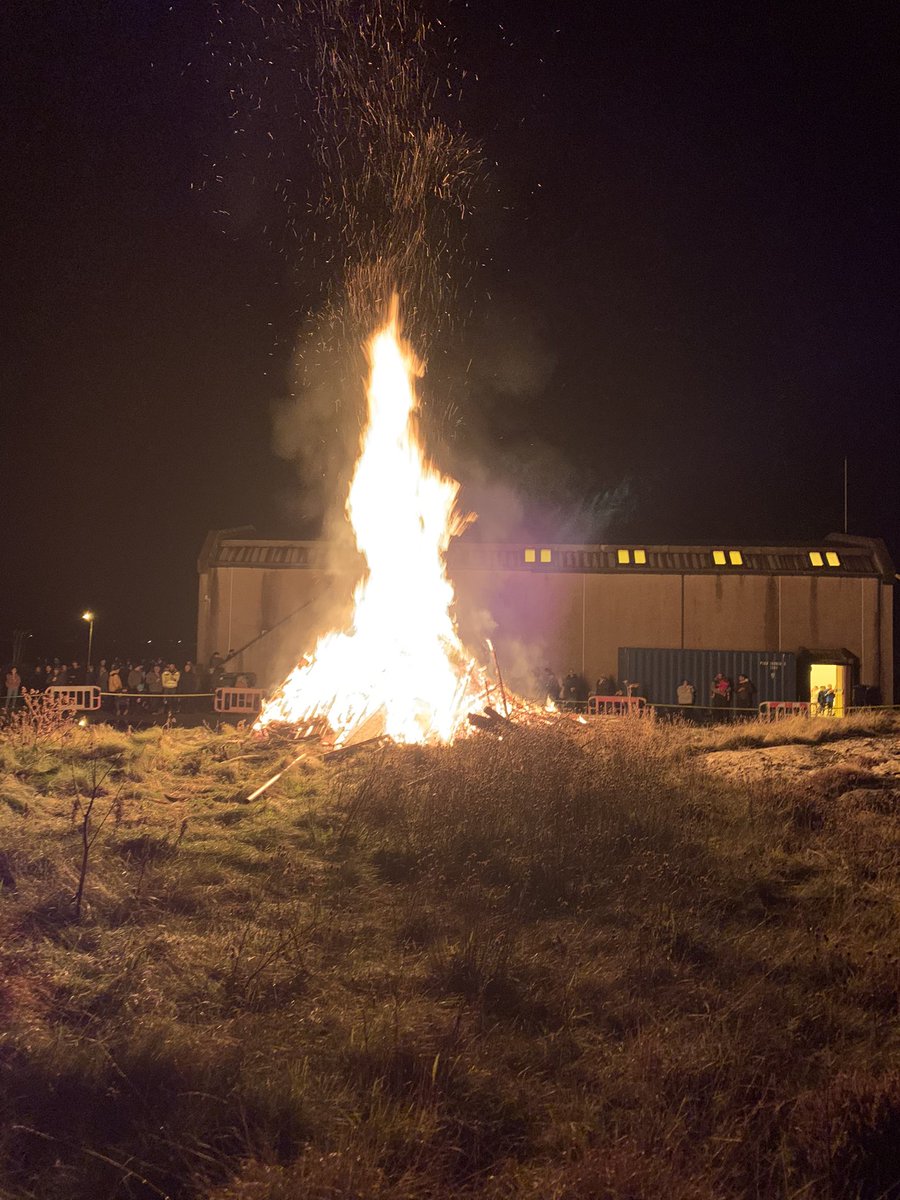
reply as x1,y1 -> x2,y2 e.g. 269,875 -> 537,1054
588,695 -> 648,716
50,689 -> 267,714
562,697 -> 898,721
1,688 -> 897,724
214,687 -> 265,714
3,689 -> 264,717
758,700 -> 811,721
42,685 -> 102,711
103,692 -> 214,699
99,690 -> 265,715
584,697 -> 758,718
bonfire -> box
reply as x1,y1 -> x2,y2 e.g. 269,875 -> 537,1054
256,303 -> 532,749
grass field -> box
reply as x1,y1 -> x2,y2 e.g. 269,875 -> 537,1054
1,710 -> 899,1199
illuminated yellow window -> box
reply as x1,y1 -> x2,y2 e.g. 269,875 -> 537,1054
809,551 -> 824,567
633,549 -> 647,564
540,549 -> 552,563
524,548 -> 536,563
825,551 -> 841,567
617,549 -> 631,564
729,550 -> 743,566
713,550 -> 726,565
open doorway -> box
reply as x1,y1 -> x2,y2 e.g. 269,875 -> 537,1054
809,663 -> 848,717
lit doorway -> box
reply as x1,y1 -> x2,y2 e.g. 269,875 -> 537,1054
809,663 -> 847,717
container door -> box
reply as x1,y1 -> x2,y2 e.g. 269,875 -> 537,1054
809,663 -> 847,716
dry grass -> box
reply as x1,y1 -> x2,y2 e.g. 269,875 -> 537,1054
1,716 -> 899,1198
689,708 -> 898,753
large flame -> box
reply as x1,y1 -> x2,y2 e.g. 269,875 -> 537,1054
256,308 -> 486,745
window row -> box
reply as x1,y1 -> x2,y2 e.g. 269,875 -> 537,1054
520,548 -> 843,568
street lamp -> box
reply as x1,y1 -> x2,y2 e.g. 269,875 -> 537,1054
82,611 -> 95,671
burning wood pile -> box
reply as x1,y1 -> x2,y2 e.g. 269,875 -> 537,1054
253,303 -> 558,762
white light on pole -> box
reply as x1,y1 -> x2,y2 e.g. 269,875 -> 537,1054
82,611 -> 95,671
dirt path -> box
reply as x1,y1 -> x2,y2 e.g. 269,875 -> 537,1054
703,733 -> 900,785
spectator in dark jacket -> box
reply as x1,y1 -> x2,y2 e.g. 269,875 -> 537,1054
541,668 -> 560,704
145,665 -> 164,714
735,674 -> 756,711
178,661 -> 199,711
562,669 -> 589,709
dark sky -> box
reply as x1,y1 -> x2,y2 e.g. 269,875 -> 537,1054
4,0 -> 898,661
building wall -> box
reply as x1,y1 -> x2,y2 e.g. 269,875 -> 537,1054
683,575 -> 776,649
881,584 -> 893,703
198,558 -> 893,703
198,567 -> 344,685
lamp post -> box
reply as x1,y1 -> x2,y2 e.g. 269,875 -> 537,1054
82,611 -> 95,672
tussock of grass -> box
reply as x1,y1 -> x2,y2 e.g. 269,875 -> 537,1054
1,717 -> 899,1198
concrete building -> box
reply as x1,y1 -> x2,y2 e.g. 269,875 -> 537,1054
197,530 -> 894,707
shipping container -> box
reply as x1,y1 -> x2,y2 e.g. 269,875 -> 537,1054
617,647 -> 798,710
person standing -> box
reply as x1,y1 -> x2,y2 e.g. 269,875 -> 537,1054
145,664 -> 164,715
5,665 -> 22,711
178,661 -> 198,712
824,685 -> 836,715
127,662 -> 145,716
162,663 -> 180,714
711,674 -> 732,717
108,662 -> 127,718
542,668 -> 560,704
209,651 -> 224,685
676,679 -> 695,707
735,674 -> 756,713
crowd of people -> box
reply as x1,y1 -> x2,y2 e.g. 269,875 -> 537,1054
539,666 -> 760,715
3,651 -> 840,723
540,668 -> 643,710
3,651 -> 255,717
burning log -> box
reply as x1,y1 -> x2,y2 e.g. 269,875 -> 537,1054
468,706 -> 513,735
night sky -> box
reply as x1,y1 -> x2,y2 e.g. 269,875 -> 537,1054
5,1 -> 898,663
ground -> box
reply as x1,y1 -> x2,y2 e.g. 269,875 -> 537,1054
705,732 -> 900,787
1,708 -> 899,1199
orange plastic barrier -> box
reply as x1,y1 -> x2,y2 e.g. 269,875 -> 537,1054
588,695 -> 647,716
44,685 -> 102,711
214,687 -> 264,714
758,700 -> 811,721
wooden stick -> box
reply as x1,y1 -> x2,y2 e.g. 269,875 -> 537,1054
247,750 -> 308,802
486,638 -> 509,719
323,736 -> 390,764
